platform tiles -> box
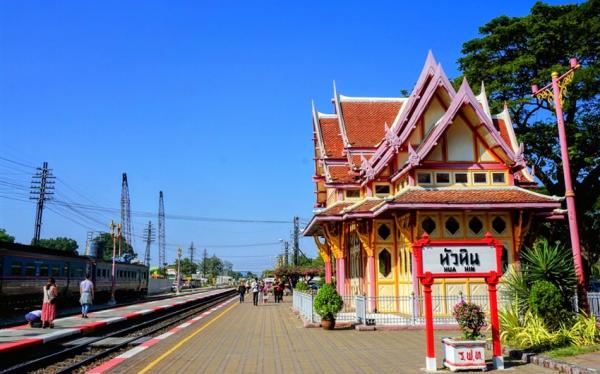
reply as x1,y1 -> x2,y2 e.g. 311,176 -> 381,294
0,288 -> 232,354
105,300 -> 552,374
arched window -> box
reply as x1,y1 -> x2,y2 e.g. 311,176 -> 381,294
378,249 -> 392,277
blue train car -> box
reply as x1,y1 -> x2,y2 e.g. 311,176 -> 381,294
0,242 -> 148,308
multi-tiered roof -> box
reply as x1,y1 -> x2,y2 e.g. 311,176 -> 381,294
306,52 -> 562,236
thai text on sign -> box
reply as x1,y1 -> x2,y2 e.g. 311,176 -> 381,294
421,245 -> 497,274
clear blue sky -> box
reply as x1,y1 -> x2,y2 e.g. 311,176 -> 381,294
0,1 -> 575,273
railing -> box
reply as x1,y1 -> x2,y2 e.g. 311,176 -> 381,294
582,292 -> 600,318
292,290 -> 513,326
293,290 -> 315,323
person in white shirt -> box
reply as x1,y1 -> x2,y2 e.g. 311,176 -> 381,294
251,278 -> 259,306
79,273 -> 94,318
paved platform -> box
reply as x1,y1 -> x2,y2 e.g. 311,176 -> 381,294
0,288 -> 232,354
103,299 -> 554,374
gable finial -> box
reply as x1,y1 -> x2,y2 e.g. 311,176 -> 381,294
515,143 -> 526,167
333,80 -> 338,98
408,143 -> 420,166
384,122 -> 401,152
531,164 -> 536,177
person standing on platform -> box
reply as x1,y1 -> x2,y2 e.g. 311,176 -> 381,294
41,277 -> 58,328
257,281 -> 264,305
251,278 -> 259,306
238,281 -> 246,303
80,273 -> 94,318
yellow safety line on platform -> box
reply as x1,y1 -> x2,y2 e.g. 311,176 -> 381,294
138,301 -> 239,374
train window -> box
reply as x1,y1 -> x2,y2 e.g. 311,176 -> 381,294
103,269 -> 107,278
96,269 -> 101,277
25,263 -> 36,276
11,261 -> 23,276
39,264 -> 49,276
51,265 -> 60,276
75,268 -> 83,278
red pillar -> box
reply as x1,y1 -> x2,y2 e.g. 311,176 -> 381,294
367,255 -> 376,311
487,272 -> 504,369
325,261 -> 332,284
422,273 -> 436,372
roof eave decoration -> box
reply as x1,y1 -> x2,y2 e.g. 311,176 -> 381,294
333,80 -> 351,149
476,81 -> 492,119
312,100 -> 327,160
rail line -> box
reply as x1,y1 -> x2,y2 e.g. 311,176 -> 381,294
0,289 -> 236,374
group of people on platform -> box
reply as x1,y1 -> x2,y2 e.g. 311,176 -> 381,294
25,274 -> 95,328
237,278 -> 286,306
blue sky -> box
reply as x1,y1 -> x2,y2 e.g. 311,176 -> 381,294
0,1 -> 575,272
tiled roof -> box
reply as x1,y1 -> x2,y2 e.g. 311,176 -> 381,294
493,118 -> 513,151
317,203 -> 352,216
340,101 -> 403,147
328,165 -> 358,183
343,199 -> 384,213
320,117 -> 344,158
391,187 -> 561,205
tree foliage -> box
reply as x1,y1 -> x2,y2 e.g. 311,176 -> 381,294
92,233 -> 136,261
36,237 -> 79,254
0,228 -> 15,243
457,1 -> 600,277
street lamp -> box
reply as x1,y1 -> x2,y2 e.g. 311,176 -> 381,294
532,57 -> 587,309
109,221 -> 122,305
176,247 -> 182,295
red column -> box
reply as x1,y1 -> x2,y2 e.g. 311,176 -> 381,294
325,261 -> 332,284
422,273 -> 436,372
487,272 -> 504,369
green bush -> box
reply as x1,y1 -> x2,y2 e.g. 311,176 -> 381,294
528,280 -> 567,329
503,239 -> 576,316
567,314 -> 600,347
313,283 -> 343,321
295,282 -> 309,291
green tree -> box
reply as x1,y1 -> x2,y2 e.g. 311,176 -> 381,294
178,258 -> 198,277
92,233 -> 137,261
457,1 -> 600,279
0,228 -> 15,243
35,237 -> 79,254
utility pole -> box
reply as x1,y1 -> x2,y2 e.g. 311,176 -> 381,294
30,162 -> 55,244
120,173 -> 133,255
143,221 -> 155,267
109,221 -> 122,305
202,248 -> 208,284
293,216 -> 300,266
176,247 -> 182,295
532,57 -> 587,311
189,242 -> 195,264
158,191 -> 166,274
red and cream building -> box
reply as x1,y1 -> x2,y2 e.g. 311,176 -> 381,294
304,52 -> 563,314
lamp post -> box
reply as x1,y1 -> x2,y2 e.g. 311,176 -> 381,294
176,247 -> 182,295
109,221 -> 122,305
532,58 -> 587,309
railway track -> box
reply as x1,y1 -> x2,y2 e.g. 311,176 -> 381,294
0,289 -> 236,374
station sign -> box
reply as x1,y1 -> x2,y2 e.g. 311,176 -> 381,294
421,244 -> 499,277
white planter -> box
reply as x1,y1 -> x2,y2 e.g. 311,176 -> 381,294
442,337 -> 486,372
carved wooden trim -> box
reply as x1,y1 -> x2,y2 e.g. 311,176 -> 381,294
324,222 -> 344,259
356,221 -> 374,257
313,235 -> 331,263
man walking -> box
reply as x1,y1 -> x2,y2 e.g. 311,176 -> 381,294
238,281 -> 246,303
251,278 -> 259,306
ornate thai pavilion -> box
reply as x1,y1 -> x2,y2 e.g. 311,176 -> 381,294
304,52 -> 564,314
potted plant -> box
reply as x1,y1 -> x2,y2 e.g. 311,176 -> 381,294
313,283 -> 343,330
442,300 -> 487,372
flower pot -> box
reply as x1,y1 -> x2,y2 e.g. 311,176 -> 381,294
321,318 -> 335,330
442,337 -> 486,372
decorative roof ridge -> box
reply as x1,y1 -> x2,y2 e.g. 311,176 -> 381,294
338,95 -> 408,102
312,101 -> 327,162
491,102 -> 520,153
413,78 -> 517,167
341,197 -> 378,213
366,61 -> 458,181
333,81 -> 351,148
475,81 -> 492,119
318,201 -> 352,215
317,113 -> 338,119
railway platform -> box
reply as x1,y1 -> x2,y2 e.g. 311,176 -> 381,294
0,288 -> 232,354
93,298 -> 553,374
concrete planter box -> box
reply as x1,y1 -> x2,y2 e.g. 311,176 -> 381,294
442,337 -> 486,372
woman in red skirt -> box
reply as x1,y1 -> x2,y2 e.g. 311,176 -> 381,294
41,277 -> 58,328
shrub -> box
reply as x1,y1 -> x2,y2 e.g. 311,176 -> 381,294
568,314 -> 600,347
295,282 -> 309,291
499,304 -> 522,346
513,311 -> 558,349
528,280 -> 567,329
452,300 -> 486,340
313,283 -> 343,321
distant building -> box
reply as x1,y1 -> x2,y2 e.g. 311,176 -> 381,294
304,52 -> 562,315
